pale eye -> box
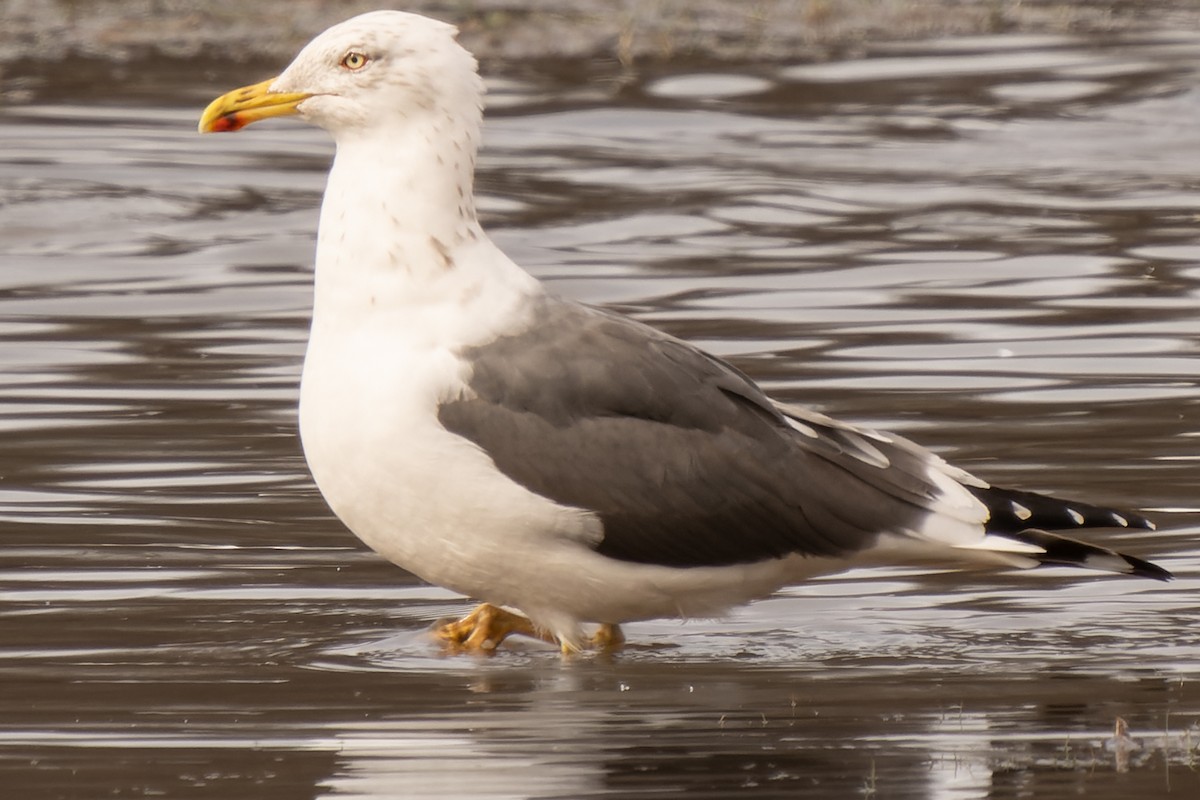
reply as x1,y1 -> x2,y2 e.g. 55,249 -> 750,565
340,51 -> 369,71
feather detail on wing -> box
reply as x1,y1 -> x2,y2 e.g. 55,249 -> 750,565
438,295 -> 1166,577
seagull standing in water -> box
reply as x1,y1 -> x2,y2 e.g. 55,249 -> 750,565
199,10 -> 1169,655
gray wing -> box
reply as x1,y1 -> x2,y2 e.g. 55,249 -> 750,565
437,295 -> 967,568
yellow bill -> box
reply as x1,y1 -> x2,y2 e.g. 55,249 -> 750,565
198,78 -> 312,133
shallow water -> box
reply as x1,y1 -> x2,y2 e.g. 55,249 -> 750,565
2,31 -> 1200,799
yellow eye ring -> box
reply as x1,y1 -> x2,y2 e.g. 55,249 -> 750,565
340,52 -> 369,71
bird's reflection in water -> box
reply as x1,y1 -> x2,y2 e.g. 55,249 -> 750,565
306,655 -> 1192,799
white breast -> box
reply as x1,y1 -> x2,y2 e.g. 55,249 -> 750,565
297,233 -> 602,604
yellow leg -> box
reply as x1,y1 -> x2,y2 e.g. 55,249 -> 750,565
434,603 -> 556,653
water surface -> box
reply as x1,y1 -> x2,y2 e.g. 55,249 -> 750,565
2,31 -> 1199,799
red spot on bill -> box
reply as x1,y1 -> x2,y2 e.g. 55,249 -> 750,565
209,113 -> 247,133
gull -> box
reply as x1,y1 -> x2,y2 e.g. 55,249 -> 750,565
199,10 -> 1170,655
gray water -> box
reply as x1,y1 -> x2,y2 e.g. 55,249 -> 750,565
2,31 -> 1199,799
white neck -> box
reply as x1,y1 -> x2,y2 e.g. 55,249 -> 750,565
318,114 -> 481,256
308,114 -> 542,345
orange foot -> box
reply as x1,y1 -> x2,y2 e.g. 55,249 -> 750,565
434,603 -> 556,654
434,604 -> 626,656
590,622 -> 625,652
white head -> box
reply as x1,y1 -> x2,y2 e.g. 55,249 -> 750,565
278,11 -> 483,137
200,11 -> 502,279
199,10 -> 485,142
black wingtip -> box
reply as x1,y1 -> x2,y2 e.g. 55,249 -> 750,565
970,485 -> 1158,534
1124,553 -> 1173,582
999,527 -> 1172,581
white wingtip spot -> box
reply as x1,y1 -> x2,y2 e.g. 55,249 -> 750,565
1067,508 -> 1086,525
1083,553 -> 1132,573
1111,513 -> 1128,528
786,418 -> 820,439
1011,501 -> 1033,521
956,533 -> 1047,555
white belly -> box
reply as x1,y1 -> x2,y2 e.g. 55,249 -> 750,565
298,319 -> 598,604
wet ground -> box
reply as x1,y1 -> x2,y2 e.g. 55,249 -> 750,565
2,26 -> 1200,800
7,0 -> 1200,67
